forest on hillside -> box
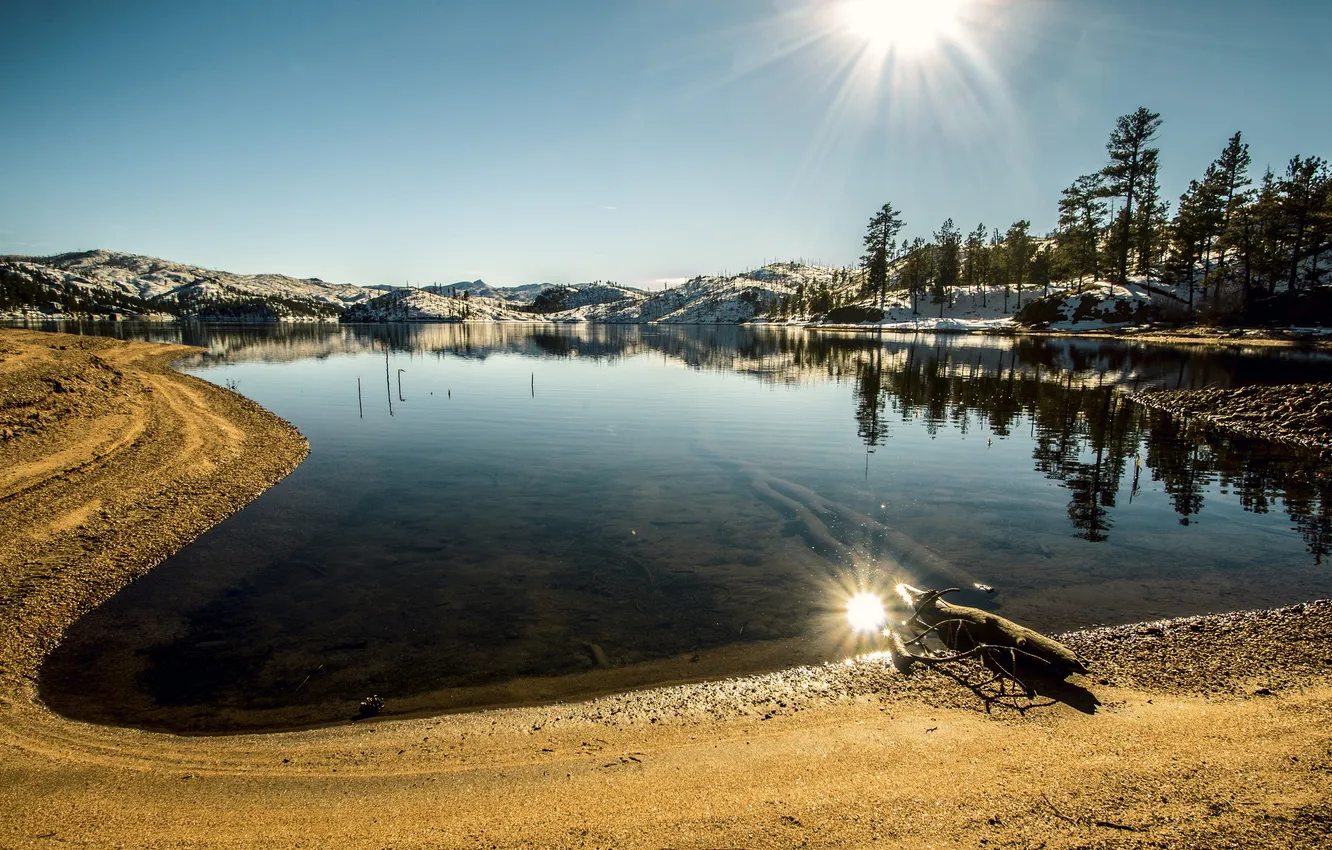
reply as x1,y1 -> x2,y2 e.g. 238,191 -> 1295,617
773,107 -> 1331,327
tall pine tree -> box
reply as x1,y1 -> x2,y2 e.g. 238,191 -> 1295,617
987,228 -> 1008,313
1101,107 -> 1163,285
900,237 -> 933,315
1134,167 -> 1168,278
1211,131 -> 1253,277
1279,155 -> 1328,292
1005,220 -> 1034,309
861,203 -> 905,309
932,218 -> 963,315
1057,174 -> 1107,289
963,223 -> 988,307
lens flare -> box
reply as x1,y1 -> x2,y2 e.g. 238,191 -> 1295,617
847,592 -> 887,633
835,0 -> 968,56
895,583 -> 915,605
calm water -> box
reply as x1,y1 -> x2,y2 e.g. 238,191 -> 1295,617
34,322 -> 1332,733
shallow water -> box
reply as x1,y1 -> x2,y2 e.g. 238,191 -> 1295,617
34,323 -> 1332,733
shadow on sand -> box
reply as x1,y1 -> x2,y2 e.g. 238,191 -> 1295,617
929,663 -> 1103,716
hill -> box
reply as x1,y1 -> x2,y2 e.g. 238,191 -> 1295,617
341,288 -> 532,322
1,249 -> 1228,332
548,264 -> 838,324
430,281 -> 550,302
1,250 -> 374,321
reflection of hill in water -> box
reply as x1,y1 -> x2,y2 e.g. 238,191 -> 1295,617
181,323 -> 1332,391
170,322 -> 1332,560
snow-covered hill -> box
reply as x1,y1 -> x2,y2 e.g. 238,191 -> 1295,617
531,282 -> 644,315
0,249 -> 1209,332
340,288 -> 533,322
1,250 -> 375,321
436,281 -> 550,302
551,263 -> 838,324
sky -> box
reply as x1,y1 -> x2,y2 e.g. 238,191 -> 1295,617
2,0 -> 1329,289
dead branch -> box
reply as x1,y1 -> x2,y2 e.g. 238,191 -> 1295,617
898,584 -> 1089,680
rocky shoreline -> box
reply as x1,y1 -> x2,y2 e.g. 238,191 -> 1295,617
1131,383 -> 1332,453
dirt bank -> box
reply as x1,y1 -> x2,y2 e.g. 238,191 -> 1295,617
0,329 -> 309,692
1,328 -> 1330,849
1131,383 -> 1332,452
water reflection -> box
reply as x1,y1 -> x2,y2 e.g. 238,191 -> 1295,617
28,322 -> 1332,733
846,340 -> 1330,556
154,322 -> 1332,553
33,318 -> 1332,563
34,319 -> 1328,384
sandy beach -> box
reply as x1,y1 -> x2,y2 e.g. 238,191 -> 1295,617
1,328 -> 1330,848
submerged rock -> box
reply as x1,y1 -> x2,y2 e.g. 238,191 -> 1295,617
358,694 -> 384,718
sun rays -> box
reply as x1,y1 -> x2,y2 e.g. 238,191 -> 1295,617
834,0 -> 970,57
697,0 -> 1027,206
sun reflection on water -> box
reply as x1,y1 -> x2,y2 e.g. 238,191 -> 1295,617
846,591 -> 888,633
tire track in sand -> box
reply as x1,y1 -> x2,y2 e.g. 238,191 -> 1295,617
0,329 -> 308,765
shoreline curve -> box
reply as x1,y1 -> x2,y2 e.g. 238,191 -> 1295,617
2,327 -> 1330,848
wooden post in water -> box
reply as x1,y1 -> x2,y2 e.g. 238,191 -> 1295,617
357,377 -> 363,418
384,340 -> 393,416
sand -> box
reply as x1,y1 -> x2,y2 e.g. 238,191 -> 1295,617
1,327 -> 1330,848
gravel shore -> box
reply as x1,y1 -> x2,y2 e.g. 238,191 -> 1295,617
1131,383 -> 1332,452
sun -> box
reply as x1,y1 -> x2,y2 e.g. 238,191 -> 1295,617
846,592 -> 888,634
834,0 -> 969,56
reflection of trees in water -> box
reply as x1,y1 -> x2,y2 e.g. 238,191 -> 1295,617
168,320 -> 1332,387
1048,391 -> 1127,543
849,343 -> 1332,558
855,350 -> 888,447
1288,485 -> 1332,565
90,320 -> 1332,559
1144,412 -> 1208,525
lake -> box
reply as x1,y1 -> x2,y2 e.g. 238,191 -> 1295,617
34,322 -> 1332,733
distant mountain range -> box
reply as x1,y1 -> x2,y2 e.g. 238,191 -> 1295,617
1,248 -> 1173,330
0,250 -> 844,325
0,250 -> 372,321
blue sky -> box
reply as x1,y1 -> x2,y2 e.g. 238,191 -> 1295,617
2,0 -> 1328,289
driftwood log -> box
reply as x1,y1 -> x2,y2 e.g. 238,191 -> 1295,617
891,585 -> 1088,693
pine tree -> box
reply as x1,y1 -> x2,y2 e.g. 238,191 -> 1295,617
900,237 -> 933,315
1169,132 -> 1254,309
1196,165 -> 1229,297
1211,132 -> 1253,277
1310,168 -> 1332,288
1279,155 -> 1329,292
1005,220 -> 1034,309
1057,174 -> 1107,289
1171,172 -> 1232,311
1253,168 -> 1286,296
1219,185 -> 1260,304
1030,244 -> 1055,299
1101,108 -> 1163,285
963,223 -> 987,307
986,228 -> 1007,313
1169,179 -> 1208,312
932,218 -> 963,315
862,203 -> 905,309
1134,167 -> 1169,278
